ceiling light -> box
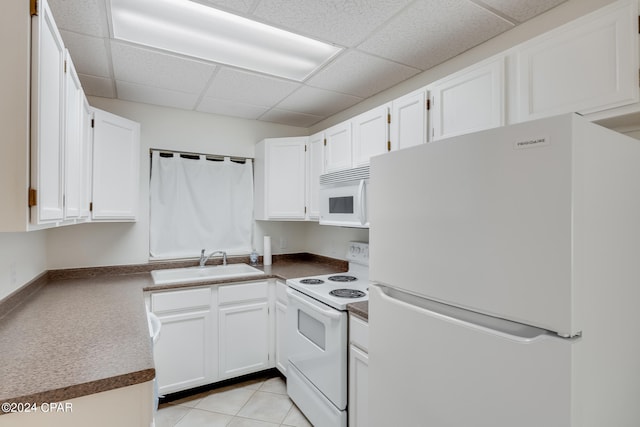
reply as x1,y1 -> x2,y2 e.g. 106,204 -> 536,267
109,0 -> 342,81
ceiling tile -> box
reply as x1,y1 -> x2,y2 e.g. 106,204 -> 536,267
116,81 -> 200,110
358,0 -> 514,70
111,42 -> 216,94
277,86 -> 362,117
60,31 -> 111,78
205,68 -> 301,107
307,50 -> 420,98
252,0 -> 413,47
192,0 -> 259,14
259,109 -> 325,127
78,74 -> 116,98
472,0 -> 567,23
48,0 -> 109,37
197,98 -> 269,119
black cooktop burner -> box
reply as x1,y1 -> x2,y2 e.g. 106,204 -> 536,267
328,275 -> 357,282
300,278 -> 325,285
330,289 -> 366,298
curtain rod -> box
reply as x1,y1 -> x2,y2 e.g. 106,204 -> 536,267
149,148 -> 253,163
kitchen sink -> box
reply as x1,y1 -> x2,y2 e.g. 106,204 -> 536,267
151,263 -> 265,285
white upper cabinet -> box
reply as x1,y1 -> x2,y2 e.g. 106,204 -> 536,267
428,56 -> 505,141
63,51 -> 84,221
307,131 -> 325,220
254,137 -> 308,220
79,96 -> 94,220
30,0 -> 65,224
91,108 -> 140,221
324,121 -> 352,173
390,88 -> 427,151
513,0 -> 639,122
352,104 -> 390,167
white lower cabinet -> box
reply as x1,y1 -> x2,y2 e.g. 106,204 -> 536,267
349,314 -> 369,427
151,287 -> 214,395
150,279 -> 278,395
218,281 -> 270,379
275,280 -> 288,376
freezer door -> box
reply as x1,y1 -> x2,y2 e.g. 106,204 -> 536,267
369,285 -> 573,427
370,114 -> 576,335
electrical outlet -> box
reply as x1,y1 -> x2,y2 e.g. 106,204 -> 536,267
279,237 -> 287,249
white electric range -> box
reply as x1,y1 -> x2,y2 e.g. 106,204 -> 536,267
286,241 -> 369,427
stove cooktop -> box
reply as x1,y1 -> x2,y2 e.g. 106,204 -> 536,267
287,269 -> 370,310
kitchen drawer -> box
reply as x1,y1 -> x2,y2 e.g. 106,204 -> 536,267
276,280 -> 288,303
152,287 -> 211,313
349,314 -> 369,352
218,281 -> 268,305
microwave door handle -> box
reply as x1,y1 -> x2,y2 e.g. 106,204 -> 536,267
358,179 -> 366,226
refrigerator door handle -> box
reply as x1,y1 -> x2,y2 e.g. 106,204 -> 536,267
374,284 -> 571,343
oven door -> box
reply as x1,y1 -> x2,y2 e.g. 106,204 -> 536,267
286,288 -> 348,409
319,179 -> 369,228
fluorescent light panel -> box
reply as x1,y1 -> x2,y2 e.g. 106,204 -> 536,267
110,0 -> 342,81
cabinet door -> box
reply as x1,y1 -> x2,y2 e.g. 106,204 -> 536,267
352,104 -> 390,167
91,108 -> 140,221
63,51 -> 83,220
349,344 -> 369,427
390,89 -> 427,150
79,96 -> 93,220
429,57 -> 505,141
154,309 -> 213,394
307,132 -> 324,220
265,138 -> 307,219
219,301 -> 270,379
30,0 -> 65,224
275,299 -> 288,376
325,121 -> 352,173
515,0 -> 638,121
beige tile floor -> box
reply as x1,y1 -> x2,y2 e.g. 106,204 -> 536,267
155,375 -> 313,427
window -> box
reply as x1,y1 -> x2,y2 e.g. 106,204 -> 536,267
149,151 -> 253,259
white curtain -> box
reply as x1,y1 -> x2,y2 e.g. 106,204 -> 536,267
149,151 -> 253,259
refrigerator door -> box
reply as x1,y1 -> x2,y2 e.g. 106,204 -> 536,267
370,114 -> 577,335
369,285 -> 573,427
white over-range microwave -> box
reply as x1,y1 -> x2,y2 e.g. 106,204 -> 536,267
319,166 -> 369,228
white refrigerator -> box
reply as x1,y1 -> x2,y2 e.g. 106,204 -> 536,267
368,113 -> 640,427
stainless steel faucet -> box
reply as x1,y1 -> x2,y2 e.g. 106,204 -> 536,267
199,249 -> 227,267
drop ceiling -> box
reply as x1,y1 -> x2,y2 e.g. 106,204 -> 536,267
48,0 -> 566,128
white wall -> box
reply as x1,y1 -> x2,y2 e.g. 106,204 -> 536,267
0,231 -> 47,300
46,98 -> 308,268
253,221 -> 369,259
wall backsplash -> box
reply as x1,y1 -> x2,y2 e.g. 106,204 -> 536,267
0,231 -> 47,300
254,221 -> 369,260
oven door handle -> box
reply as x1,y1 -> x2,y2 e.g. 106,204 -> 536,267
287,289 -> 343,320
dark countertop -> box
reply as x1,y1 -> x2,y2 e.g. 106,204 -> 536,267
347,301 -> 369,320
0,254 -> 347,407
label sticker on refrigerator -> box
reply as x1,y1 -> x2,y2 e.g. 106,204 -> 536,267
514,136 -> 549,150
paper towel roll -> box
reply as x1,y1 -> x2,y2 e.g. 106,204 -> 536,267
263,236 -> 272,266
